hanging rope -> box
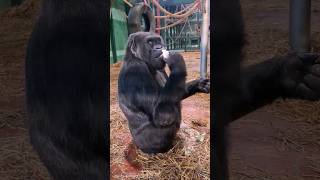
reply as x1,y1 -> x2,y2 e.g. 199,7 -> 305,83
123,0 -> 133,7
150,0 -> 199,19
123,0 -> 199,30
156,16 -> 188,30
155,3 -> 199,30
154,1 -> 199,19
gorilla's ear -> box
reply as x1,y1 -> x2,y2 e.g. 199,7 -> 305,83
128,33 -> 137,57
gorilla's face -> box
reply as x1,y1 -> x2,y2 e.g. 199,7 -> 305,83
126,32 -> 166,70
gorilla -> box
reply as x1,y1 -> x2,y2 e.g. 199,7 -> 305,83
213,0 -> 320,179
25,0 -> 108,179
118,32 -> 210,153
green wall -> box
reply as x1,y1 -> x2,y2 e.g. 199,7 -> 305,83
0,0 -> 23,9
110,0 -> 129,64
0,0 -> 11,9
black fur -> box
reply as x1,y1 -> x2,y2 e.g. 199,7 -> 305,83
118,32 -> 210,153
213,0 -> 320,179
25,0 -> 108,179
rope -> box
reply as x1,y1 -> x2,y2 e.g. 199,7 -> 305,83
123,0 -> 199,30
123,0 -> 133,7
156,16 -> 188,30
154,2 -> 198,19
150,0 -> 199,19
155,3 -> 199,30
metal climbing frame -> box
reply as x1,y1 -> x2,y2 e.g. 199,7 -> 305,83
154,1 -> 202,51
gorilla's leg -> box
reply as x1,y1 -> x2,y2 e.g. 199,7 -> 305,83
120,104 -> 180,153
152,53 -> 187,127
228,53 -> 320,122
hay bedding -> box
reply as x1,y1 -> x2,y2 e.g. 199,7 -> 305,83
267,100 -> 320,153
110,52 -> 210,179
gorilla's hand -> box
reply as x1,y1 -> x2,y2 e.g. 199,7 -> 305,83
164,52 -> 186,74
183,78 -> 210,99
280,53 -> 320,100
195,78 -> 210,93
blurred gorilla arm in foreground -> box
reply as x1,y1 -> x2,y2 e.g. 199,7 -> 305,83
213,0 -> 320,179
231,53 -> 320,122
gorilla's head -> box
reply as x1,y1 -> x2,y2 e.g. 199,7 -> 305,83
125,32 -> 166,70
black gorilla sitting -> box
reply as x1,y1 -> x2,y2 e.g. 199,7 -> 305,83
213,0 -> 320,179
118,32 -> 210,153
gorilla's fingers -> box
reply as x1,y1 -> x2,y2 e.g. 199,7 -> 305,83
202,80 -> 210,88
282,77 -> 298,91
303,74 -> 320,91
201,78 -> 210,83
205,82 -> 210,88
198,79 -> 210,93
165,53 -> 186,71
199,78 -> 209,87
199,87 -> 210,93
296,83 -> 319,100
316,56 -> 320,63
309,64 -> 320,77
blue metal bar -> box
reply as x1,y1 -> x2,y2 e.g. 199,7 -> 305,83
289,0 -> 311,53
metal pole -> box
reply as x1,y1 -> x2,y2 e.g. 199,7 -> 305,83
156,0 -> 161,34
289,0 -> 311,53
200,0 -> 210,78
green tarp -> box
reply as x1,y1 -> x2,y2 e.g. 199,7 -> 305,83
110,0 -> 128,64
0,0 -> 23,9
0,0 -> 11,9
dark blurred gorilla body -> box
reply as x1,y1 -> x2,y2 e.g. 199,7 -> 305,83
213,0 -> 320,179
118,32 -> 210,153
25,0 -> 108,179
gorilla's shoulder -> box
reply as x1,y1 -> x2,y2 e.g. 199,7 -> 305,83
123,58 -> 150,67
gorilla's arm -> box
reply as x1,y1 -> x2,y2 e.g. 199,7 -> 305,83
155,64 -> 210,100
153,53 -> 187,126
228,53 -> 320,122
156,71 -> 210,100
228,57 -> 283,121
